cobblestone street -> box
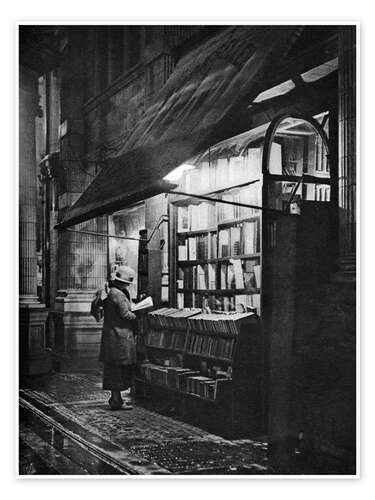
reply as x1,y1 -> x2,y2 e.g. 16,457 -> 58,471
19,372 -> 268,475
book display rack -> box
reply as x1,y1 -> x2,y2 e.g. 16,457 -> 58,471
136,308 -> 263,438
172,181 -> 263,316
137,114 -> 334,439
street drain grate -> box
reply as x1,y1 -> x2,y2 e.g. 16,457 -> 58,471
128,440 -> 267,474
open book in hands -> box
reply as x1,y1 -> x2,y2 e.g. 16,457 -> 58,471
132,295 -> 154,312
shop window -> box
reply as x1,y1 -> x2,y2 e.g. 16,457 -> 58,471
167,113 -> 332,314
264,115 -> 330,212
108,203 -> 146,300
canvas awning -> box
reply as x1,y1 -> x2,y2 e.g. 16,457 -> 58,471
58,25 -> 302,229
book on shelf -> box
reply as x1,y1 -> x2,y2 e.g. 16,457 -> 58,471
228,155 -> 248,187
200,162 -> 210,191
189,204 -> 199,231
243,272 -> 255,289
197,264 -> 208,290
235,294 -> 250,312
220,263 -> 227,289
174,331 -> 187,350
253,264 -> 261,288
177,292 -> 184,309
185,169 -> 201,192
187,334 -> 235,359
200,202 -> 216,229
184,292 -> 193,308
234,293 -> 260,315
223,296 -> 232,312
178,241 -> 188,260
232,259 -> 245,289
227,264 -> 236,289
239,182 -> 261,217
209,233 -> 217,259
242,220 -> 258,254
218,229 -> 230,257
187,311 -> 256,336
216,158 -> 229,189
230,226 -> 241,256
197,235 -> 209,260
251,293 -> 261,316
176,269 -> 184,288
187,375 -> 213,397
146,330 -> 173,349
218,193 -> 235,222
166,367 -> 191,390
183,266 -> 196,289
188,237 -> 197,260
177,206 -> 189,232
177,369 -> 200,392
246,147 -> 261,177
180,202 -> 217,232
149,365 -> 169,386
205,380 -> 217,400
208,263 -> 216,290
148,308 -> 201,330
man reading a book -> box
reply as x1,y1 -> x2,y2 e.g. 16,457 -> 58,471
99,266 -> 137,410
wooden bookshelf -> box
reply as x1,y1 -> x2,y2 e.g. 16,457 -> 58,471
171,178 -> 262,314
137,114 -> 337,440
136,308 -> 263,438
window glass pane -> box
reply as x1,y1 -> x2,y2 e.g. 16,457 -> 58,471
109,203 -> 145,298
165,122 -> 269,197
267,116 -> 330,212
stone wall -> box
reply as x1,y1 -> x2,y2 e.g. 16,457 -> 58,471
53,29 -> 175,371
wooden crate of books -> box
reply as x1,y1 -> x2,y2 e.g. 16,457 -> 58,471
136,307 -> 263,439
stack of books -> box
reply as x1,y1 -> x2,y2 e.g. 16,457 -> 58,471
187,311 -> 255,336
177,202 -> 216,232
242,220 -> 259,254
148,308 -> 201,329
166,367 -> 193,390
186,333 -> 236,359
177,369 -> 200,392
145,330 -> 174,349
142,364 -> 169,386
186,375 -> 214,397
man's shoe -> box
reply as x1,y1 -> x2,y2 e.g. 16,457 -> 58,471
108,396 -> 124,410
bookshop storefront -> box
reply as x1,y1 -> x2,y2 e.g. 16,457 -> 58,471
57,25 -> 338,445
56,109 -> 334,441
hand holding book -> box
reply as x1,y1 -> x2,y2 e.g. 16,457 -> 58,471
132,295 -> 154,312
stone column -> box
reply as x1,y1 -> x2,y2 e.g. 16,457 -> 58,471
19,65 -> 50,378
337,25 -> 356,280
52,29 -> 106,371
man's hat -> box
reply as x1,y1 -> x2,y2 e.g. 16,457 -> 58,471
113,266 -> 135,284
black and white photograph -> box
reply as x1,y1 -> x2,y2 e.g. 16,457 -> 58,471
17,21 -> 358,478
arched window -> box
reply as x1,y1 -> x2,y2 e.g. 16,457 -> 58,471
262,114 -> 330,214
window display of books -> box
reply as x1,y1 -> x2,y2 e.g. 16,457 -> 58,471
173,150 -> 262,316
175,201 -> 261,315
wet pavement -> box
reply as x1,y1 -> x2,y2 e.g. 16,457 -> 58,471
19,372 -> 268,475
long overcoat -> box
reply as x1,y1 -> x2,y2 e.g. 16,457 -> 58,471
99,286 -> 137,366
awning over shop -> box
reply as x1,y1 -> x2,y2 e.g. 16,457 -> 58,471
58,25 -> 303,229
